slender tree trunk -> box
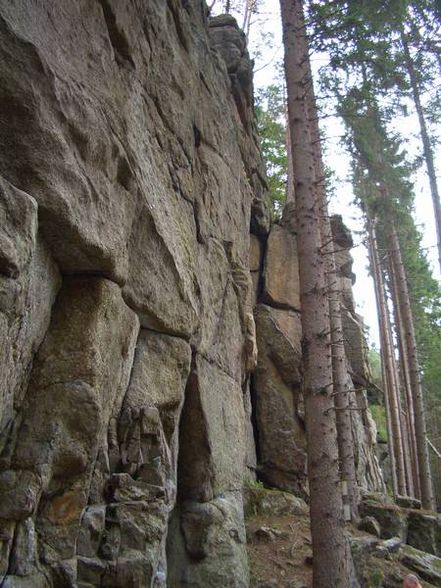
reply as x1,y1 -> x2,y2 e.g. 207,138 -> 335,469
387,223 -> 436,510
401,31 -> 441,273
383,263 -> 413,497
367,218 -> 407,496
306,92 -> 358,521
280,1 -> 349,585
388,255 -> 420,498
380,347 -> 399,496
285,122 -> 295,203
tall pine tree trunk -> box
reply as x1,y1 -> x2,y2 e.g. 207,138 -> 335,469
388,256 -> 420,498
306,97 -> 358,521
388,224 -> 436,509
401,31 -> 441,273
367,218 -> 407,496
280,0 -> 349,585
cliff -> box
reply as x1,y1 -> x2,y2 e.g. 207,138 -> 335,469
0,3 -> 382,587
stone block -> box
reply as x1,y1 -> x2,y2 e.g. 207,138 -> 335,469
263,225 -> 300,311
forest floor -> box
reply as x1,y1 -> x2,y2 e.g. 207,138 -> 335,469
247,510 -> 312,588
245,500 -> 438,587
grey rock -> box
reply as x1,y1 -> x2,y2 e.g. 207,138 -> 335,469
359,501 -> 408,540
358,516 -> 381,538
407,510 -> 441,557
253,304 -> 307,496
399,545 -> 441,586
262,225 -> 300,311
243,487 -> 308,518
395,495 -> 422,510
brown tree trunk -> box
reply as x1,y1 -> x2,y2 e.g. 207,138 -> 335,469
280,0 -> 349,585
367,218 -> 407,496
387,224 -> 436,510
306,92 -> 358,521
388,255 -> 420,498
285,122 -> 295,204
401,31 -> 441,274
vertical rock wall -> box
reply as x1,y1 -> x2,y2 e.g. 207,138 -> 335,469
250,213 -> 385,499
0,3 -> 267,586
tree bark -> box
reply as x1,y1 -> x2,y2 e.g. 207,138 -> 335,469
388,255 -> 420,498
305,92 -> 358,521
367,218 -> 407,496
387,223 -> 436,510
401,30 -> 441,274
280,0 -> 350,585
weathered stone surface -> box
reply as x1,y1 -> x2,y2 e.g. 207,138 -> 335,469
252,304 -> 306,496
0,178 -> 61,447
167,493 -> 249,588
243,487 -> 308,519
179,354 -> 247,501
80,329 -> 191,586
0,0 -> 262,342
2,278 -> 138,580
396,496 -> 422,510
249,235 -> 262,273
359,501 -> 408,541
262,225 -> 300,311
0,2 -> 267,584
358,516 -> 382,538
399,545 -> 441,586
407,511 -> 441,557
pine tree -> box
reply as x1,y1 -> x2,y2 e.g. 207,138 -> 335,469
280,0 -> 350,584
342,94 -> 437,508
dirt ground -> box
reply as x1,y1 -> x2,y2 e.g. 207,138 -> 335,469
247,511 -> 313,588
246,510 -> 436,588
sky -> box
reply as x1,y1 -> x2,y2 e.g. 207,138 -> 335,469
212,0 -> 441,347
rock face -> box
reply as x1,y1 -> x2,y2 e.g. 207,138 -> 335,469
0,3 -> 384,586
0,3 -> 265,586
250,214 -> 384,498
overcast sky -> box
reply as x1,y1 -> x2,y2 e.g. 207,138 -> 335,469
212,1 -> 441,346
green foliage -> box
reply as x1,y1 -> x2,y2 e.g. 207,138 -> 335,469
368,345 -> 382,388
255,84 -> 288,219
243,478 -> 265,490
368,568 -> 385,588
370,404 -> 388,443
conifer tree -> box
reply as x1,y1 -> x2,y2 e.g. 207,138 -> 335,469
342,94 -> 436,508
280,0 -> 350,584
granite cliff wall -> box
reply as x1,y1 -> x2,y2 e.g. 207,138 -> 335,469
0,2 -> 382,587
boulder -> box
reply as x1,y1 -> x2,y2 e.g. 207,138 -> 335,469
358,516 -> 382,538
243,486 -> 308,518
407,510 -> 441,557
399,545 -> 441,586
359,501 -> 408,541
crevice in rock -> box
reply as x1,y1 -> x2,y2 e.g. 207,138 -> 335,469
259,295 -> 301,314
166,0 -> 189,52
249,373 -> 262,476
97,0 -> 135,69
176,350 -> 213,503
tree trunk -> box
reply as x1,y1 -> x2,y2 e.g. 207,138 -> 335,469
401,30 -> 441,274
388,255 -> 420,498
280,0 -> 349,585
306,90 -> 358,521
387,223 -> 436,510
367,218 -> 407,496
285,122 -> 295,204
